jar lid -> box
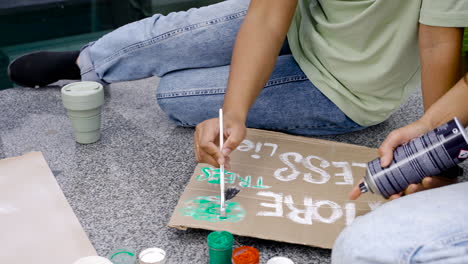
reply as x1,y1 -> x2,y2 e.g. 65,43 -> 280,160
108,248 -> 137,264
232,246 -> 260,264
266,256 -> 295,264
61,81 -> 104,111
139,247 -> 167,264
73,256 -> 113,264
207,231 -> 234,250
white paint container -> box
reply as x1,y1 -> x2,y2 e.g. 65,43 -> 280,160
266,256 -> 295,264
139,248 -> 167,264
73,256 -> 113,264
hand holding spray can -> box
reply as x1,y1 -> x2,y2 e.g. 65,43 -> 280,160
360,117 -> 468,199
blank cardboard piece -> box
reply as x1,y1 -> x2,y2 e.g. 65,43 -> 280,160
169,129 -> 386,249
0,152 -> 96,262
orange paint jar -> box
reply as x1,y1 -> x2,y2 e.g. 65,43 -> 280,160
232,246 -> 260,264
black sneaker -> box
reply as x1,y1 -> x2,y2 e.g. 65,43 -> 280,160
7,50 -> 81,88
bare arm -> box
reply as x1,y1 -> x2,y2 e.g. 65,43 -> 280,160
350,26 -> 467,200
421,73 -> 468,128
223,0 -> 298,122
195,0 -> 298,167
349,72 -> 468,200
419,24 -> 463,110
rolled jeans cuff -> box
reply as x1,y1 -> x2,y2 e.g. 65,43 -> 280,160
77,43 -> 109,85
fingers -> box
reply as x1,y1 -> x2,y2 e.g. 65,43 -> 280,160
378,130 -> 406,167
422,176 -> 457,189
194,119 -> 223,167
348,183 -> 362,200
194,116 -> 244,169
223,124 -> 246,157
200,136 -> 223,166
378,120 -> 432,168
403,183 -> 424,195
396,176 -> 457,198
224,156 -> 232,171
348,182 -> 422,201
389,192 -> 403,200
194,129 -> 201,162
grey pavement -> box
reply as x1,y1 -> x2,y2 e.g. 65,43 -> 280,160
1,77 -> 467,263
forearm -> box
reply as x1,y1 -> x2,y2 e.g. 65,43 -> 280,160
223,0 -> 297,122
420,72 -> 468,128
419,24 -> 463,110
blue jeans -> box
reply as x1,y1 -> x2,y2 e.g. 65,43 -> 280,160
332,182 -> 468,264
77,0 -> 363,136
76,0 -> 468,262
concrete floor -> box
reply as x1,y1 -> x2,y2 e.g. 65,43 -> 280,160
1,77 -> 467,263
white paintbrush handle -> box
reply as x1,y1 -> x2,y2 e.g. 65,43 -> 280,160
219,109 -> 225,215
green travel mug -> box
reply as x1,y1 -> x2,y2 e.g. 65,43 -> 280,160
207,231 -> 234,264
61,81 -> 104,144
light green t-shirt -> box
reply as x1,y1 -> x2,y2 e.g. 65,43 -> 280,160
287,0 -> 468,127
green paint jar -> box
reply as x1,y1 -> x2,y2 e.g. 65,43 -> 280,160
207,231 -> 234,264
108,248 -> 137,264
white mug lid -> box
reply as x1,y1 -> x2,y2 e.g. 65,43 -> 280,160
62,81 -> 102,96
61,81 -> 104,110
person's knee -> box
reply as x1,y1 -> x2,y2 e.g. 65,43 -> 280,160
157,97 -> 188,126
332,221 -> 371,264
332,183 -> 468,263
156,78 -> 222,126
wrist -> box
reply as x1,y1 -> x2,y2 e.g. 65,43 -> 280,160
417,116 -> 436,131
419,110 -> 459,132
222,99 -> 249,123
223,109 -> 247,124
405,117 -> 435,139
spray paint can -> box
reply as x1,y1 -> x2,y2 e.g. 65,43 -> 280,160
360,117 -> 468,198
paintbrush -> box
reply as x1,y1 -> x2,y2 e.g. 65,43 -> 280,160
219,109 -> 240,219
219,109 -> 226,218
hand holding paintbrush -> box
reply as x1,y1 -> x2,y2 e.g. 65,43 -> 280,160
193,109 -> 243,218
218,109 -> 240,219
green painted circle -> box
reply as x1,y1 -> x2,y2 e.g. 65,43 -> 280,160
179,196 -> 246,223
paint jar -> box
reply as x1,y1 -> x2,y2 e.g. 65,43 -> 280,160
139,247 -> 167,264
232,246 -> 260,264
108,248 -> 137,264
73,256 -> 113,264
61,81 -> 104,144
361,117 -> 468,198
207,231 -> 234,264
266,256 -> 295,264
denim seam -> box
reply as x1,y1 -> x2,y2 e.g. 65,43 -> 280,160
172,118 -> 360,130
264,75 -> 308,88
156,75 -> 308,99
265,124 -> 360,130
95,10 -> 247,68
157,88 -> 225,99
177,123 -> 361,130
400,232 -> 468,264
81,68 -> 93,75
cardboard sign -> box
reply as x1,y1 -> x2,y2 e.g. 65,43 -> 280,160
169,129 -> 386,249
0,152 -> 96,262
